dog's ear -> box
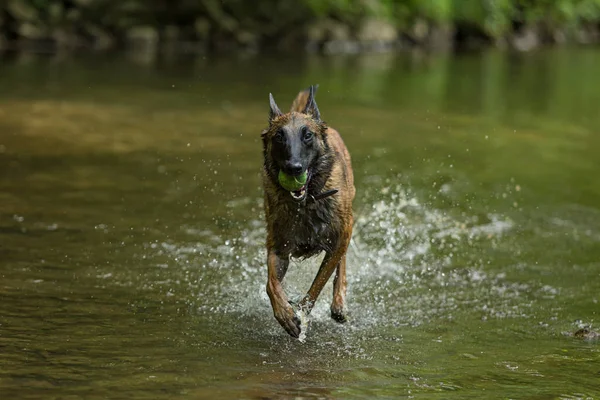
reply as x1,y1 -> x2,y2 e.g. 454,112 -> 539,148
269,93 -> 282,123
302,84 -> 320,121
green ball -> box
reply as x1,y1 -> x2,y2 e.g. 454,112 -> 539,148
278,170 -> 308,191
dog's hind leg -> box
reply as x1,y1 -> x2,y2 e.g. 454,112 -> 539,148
331,257 -> 348,323
266,250 -> 301,338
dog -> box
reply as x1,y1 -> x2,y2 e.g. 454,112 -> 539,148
261,85 -> 355,338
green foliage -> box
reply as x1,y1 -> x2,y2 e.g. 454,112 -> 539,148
2,0 -> 600,46
450,0 -> 515,36
302,0 -> 600,35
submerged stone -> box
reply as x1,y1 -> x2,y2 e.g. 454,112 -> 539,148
573,327 -> 600,340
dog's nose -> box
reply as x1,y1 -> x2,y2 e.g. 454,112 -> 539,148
284,162 -> 303,176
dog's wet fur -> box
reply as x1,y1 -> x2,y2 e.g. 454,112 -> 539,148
261,85 -> 355,338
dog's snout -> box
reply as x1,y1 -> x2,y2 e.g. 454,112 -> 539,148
283,162 -> 303,176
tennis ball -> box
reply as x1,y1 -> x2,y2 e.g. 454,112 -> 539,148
278,170 -> 308,191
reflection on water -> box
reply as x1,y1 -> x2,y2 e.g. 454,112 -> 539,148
1,48 -> 599,399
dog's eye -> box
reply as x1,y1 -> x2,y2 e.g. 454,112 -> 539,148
302,128 -> 314,142
274,129 -> 285,143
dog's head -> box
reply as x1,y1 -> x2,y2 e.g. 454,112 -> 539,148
262,86 -> 329,202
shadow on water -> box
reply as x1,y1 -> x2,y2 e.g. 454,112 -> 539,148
0,49 -> 599,398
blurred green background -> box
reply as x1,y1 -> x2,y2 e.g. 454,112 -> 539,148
2,0 -> 600,52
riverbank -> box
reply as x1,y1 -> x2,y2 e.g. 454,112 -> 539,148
1,1 -> 600,54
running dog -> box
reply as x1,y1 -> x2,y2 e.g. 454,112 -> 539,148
261,85 -> 355,338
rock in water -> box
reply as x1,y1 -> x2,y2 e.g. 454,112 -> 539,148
574,327 -> 600,340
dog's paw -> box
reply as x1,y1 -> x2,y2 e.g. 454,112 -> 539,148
274,304 -> 302,338
330,305 -> 348,324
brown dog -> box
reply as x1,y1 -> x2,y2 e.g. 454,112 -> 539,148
261,85 -> 355,338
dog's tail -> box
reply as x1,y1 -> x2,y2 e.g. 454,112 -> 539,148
290,84 -> 319,113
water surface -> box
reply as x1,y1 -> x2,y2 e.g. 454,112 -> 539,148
1,48 -> 599,399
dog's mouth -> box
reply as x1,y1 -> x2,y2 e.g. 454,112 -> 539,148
290,187 -> 306,201
289,169 -> 311,202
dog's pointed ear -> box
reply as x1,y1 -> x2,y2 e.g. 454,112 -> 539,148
269,93 -> 282,123
302,84 -> 320,121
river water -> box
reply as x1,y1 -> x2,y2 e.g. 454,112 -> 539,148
1,48 -> 599,399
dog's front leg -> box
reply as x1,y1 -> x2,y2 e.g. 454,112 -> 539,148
266,249 -> 302,338
331,257 -> 348,323
298,230 -> 351,315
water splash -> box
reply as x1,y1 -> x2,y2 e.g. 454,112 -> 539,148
344,184 -> 519,326
116,184 -> 556,341
295,308 -> 309,343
